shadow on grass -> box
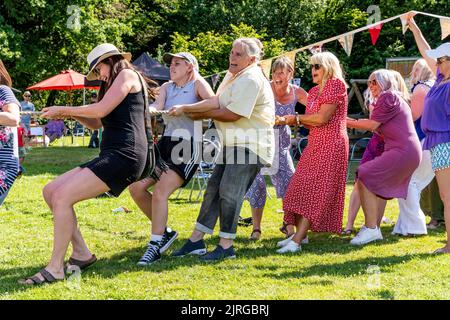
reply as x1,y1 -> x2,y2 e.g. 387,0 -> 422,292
262,252 -> 434,280
0,228 -> 443,295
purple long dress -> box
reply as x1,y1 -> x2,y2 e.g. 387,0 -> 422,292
358,91 -> 421,199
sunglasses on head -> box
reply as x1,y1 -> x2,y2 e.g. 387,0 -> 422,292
367,79 -> 378,86
437,56 -> 450,64
310,64 -> 322,70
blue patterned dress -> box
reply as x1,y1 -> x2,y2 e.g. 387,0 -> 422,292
0,85 -> 19,204
245,85 -> 297,208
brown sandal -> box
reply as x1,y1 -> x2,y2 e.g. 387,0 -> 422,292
249,229 -> 261,240
67,254 -> 97,270
19,268 -> 63,286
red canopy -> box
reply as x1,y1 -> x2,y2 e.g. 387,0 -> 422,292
27,69 -> 100,91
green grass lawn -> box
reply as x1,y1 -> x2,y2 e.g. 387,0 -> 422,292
0,145 -> 448,300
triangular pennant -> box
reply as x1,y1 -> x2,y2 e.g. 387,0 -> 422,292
440,18 -> 450,40
211,74 -> 220,89
338,34 -> 354,56
259,59 -> 273,78
368,23 -> 383,45
400,15 -> 409,34
283,51 -> 297,64
309,45 -> 322,54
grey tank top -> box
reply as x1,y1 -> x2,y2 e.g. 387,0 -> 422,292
163,80 -> 201,140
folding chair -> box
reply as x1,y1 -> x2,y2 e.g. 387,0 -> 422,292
346,137 -> 370,182
175,137 -> 221,201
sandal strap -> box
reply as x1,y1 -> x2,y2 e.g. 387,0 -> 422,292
29,275 -> 44,284
251,229 -> 261,235
39,268 -> 58,283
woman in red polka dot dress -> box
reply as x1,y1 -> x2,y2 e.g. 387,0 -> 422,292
275,51 -> 349,253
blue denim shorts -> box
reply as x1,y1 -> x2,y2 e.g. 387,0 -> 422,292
430,142 -> 450,172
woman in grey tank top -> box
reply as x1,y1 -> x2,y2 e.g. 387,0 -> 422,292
129,52 -> 214,266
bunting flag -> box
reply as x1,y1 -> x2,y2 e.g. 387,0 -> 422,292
259,59 -> 273,78
211,73 -> 220,89
283,50 -> 297,63
368,23 -> 383,45
400,15 -> 409,34
309,45 -> 322,54
338,34 -> 354,56
440,18 -> 450,40
201,11 -> 449,81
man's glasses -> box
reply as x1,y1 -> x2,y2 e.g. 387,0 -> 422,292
367,79 -> 378,87
24,95 -> 31,98
310,64 -> 322,70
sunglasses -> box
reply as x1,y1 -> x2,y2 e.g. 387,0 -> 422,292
437,56 -> 449,65
24,95 -> 31,97
367,79 -> 378,87
310,64 -> 322,70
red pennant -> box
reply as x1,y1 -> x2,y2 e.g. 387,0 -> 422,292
369,23 -> 383,45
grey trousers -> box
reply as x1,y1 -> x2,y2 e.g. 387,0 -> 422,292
195,147 -> 263,239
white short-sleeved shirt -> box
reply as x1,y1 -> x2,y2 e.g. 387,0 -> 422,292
215,64 -> 275,165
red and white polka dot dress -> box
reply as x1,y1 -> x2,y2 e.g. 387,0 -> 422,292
283,78 -> 349,233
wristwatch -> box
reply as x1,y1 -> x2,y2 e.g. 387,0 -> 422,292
296,113 -> 301,126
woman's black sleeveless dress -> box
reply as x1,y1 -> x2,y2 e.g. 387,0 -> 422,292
80,91 -> 147,196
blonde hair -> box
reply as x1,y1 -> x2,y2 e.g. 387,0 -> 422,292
271,56 -> 294,74
410,58 -> 435,85
233,38 -> 264,62
309,52 -> 347,88
390,70 -> 411,102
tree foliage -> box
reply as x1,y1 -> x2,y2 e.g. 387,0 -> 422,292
0,0 -> 448,108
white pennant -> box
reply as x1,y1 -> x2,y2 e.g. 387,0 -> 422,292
400,15 -> 409,34
440,18 -> 450,40
338,34 -> 354,56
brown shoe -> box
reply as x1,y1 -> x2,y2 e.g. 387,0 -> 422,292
249,229 -> 261,240
67,254 -> 97,270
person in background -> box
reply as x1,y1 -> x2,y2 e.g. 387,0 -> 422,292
407,14 -> 450,254
20,91 -> 35,135
88,93 -> 100,148
0,59 -> 21,206
393,59 -> 436,236
244,56 -> 307,240
421,178 -> 445,229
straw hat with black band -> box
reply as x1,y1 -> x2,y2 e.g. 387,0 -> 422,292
86,43 -> 132,81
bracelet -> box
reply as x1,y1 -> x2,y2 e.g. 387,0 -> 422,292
296,114 -> 301,126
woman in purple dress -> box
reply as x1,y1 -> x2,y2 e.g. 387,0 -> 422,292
244,56 -> 307,240
408,15 -> 450,254
347,69 -> 421,245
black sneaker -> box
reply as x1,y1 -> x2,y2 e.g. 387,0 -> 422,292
172,239 -> 207,257
200,245 -> 236,262
159,227 -> 178,254
137,241 -> 161,266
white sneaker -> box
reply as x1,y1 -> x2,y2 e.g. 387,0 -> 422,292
276,240 -> 301,253
350,226 -> 383,245
277,234 -> 309,247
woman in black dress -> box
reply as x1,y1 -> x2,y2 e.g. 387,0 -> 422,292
20,43 -> 156,285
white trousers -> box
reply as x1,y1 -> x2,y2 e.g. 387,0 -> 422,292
394,148 -> 434,235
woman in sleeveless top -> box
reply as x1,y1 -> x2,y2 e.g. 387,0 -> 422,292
20,44 -> 155,285
0,60 -> 21,206
129,52 -> 214,266
244,56 -> 307,240
394,59 -> 436,236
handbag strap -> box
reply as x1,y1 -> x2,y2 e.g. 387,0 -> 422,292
134,71 -> 152,137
